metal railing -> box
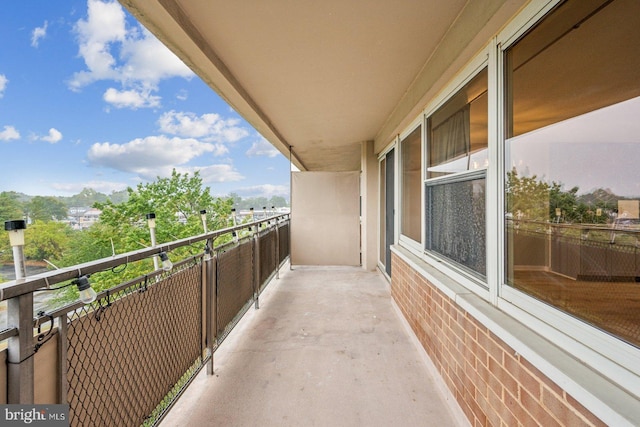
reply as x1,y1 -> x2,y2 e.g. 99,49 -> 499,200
0,214 -> 290,426
507,218 -> 640,280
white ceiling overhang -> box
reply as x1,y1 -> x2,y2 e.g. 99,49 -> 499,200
119,0 -> 525,171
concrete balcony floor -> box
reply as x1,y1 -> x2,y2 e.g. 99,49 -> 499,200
161,265 -> 467,427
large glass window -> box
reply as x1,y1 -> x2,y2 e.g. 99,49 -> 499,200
401,126 -> 422,243
505,0 -> 640,348
425,69 -> 488,279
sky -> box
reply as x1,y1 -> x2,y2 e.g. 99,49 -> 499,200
507,96 -> 640,198
0,0 -> 291,200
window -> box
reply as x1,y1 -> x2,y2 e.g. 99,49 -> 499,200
426,171 -> 486,276
425,69 -> 488,279
504,0 -> 640,348
401,126 -> 422,243
428,70 -> 488,178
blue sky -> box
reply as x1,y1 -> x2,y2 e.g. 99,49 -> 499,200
0,0 -> 290,200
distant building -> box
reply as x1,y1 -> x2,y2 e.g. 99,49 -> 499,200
68,207 -> 102,230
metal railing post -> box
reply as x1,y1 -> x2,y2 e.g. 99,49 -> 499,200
7,293 -> 35,403
57,314 -> 69,404
275,223 -> 280,279
253,233 -> 260,310
206,247 -> 217,375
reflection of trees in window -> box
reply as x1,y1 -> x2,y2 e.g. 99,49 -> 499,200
506,169 -> 616,225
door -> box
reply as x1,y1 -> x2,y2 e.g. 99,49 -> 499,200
379,149 -> 395,276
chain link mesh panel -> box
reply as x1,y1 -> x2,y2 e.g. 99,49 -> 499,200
215,240 -> 254,345
66,262 -> 203,427
259,230 -> 277,293
278,223 -> 290,265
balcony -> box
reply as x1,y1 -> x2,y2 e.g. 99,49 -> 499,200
0,215 -> 462,426
160,266 -> 461,427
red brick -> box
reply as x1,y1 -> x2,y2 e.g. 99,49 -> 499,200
478,329 -> 504,366
475,390 -> 494,427
488,356 -> 518,399
520,388 -> 561,427
564,392 -> 608,427
504,353 -> 542,399
486,387 -> 507,427
473,360 -> 490,398
494,388 -> 518,427
486,358 -> 507,398
541,386 -> 600,427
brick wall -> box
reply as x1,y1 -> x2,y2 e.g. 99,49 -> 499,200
390,253 -> 605,427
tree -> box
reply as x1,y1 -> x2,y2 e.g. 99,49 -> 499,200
228,192 -> 242,208
505,169 -> 550,221
548,182 -> 581,223
66,188 -> 109,208
268,195 -> 288,208
41,170 -> 232,301
95,169 -> 233,250
26,196 -> 68,222
0,191 -> 25,223
23,221 -> 72,261
108,189 -> 129,204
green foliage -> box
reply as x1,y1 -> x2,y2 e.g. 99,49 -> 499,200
23,221 -> 73,261
50,170 -> 235,303
229,193 -> 289,210
96,169 -> 232,246
0,232 -> 10,264
2,172 -> 281,306
65,188 -> 109,208
26,196 -> 68,222
507,169 -> 618,225
505,169 -> 550,220
0,191 -> 25,223
107,189 -> 129,205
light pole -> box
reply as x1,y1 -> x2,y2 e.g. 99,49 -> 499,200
146,213 -> 159,271
200,209 -> 208,233
4,219 -> 34,403
5,220 -> 26,279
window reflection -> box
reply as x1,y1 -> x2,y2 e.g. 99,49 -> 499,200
401,126 -> 422,242
425,68 -> 488,280
428,70 -> 487,178
505,0 -> 640,348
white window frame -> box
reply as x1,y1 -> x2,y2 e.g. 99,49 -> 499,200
417,49 -> 492,300
398,115 -> 424,253
377,139 -> 398,274
495,0 -> 640,392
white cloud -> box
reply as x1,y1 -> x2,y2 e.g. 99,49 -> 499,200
158,110 -> 249,143
51,180 -> 129,194
0,125 -> 20,141
176,90 -> 188,101
103,87 -> 160,109
68,0 -> 193,108
246,137 -> 279,158
175,164 -> 244,183
87,135 -> 218,174
40,128 -> 63,144
31,21 -> 48,47
235,184 -> 289,198
69,0 -> 126,89
118,27 -> 193,84
0,74 -> 7,98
